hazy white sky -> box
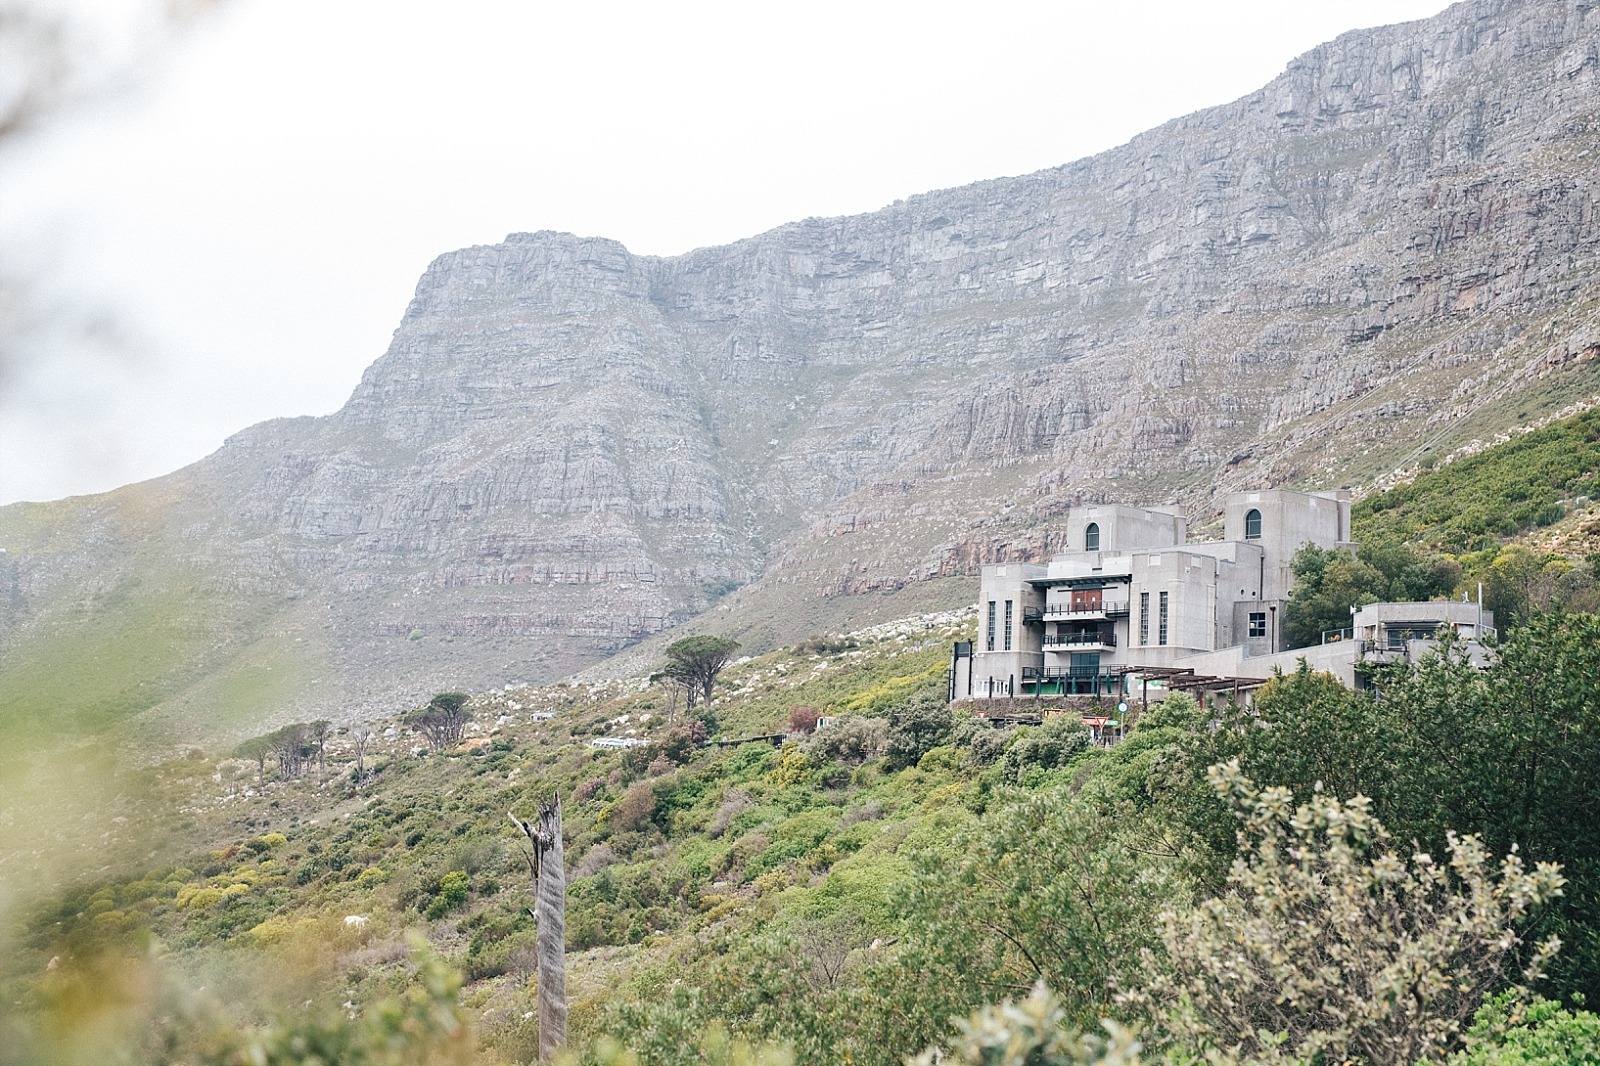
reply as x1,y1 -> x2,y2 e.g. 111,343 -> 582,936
0,0 -> 1454,504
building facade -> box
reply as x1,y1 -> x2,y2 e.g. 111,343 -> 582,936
954,489 -> 1356,699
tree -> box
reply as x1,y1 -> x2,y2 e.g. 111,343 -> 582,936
511,795 -> 567,1061
267,723 -> 309,779
884,788 -> 1182,1054
1370,612 -> 1600,1002
1129,761 -> 1565,1065
1284,541 -> 1458,648
661,636 -> 740,708
350,723 -> 374,783
883,691 -> 953,770
1176,614 -> 1600,1006
651,666 -> 698,717
307,719 -> 331,780
408,692 -> 472,752
234,735 -> 270,786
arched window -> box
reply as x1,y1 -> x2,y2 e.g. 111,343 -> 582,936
1245,508 -> 1262,541
1085,522 -> 1100,552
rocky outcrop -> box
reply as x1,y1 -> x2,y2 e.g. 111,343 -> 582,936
3,0 -> 1598,738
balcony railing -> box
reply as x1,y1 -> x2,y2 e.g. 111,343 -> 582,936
1043,600 -> 1129,620
1022,666 -> 1106,680
1043,632 -> 1117,649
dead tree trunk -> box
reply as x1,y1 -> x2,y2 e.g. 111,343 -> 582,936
511,795 -> 567,1061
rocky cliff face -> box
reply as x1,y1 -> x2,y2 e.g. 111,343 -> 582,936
3,0 -> 1598,741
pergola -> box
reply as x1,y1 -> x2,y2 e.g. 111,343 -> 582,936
1113,664 -> 1273,713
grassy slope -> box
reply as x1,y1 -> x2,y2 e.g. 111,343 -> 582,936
1355,404 -> 1600,550
0,614 -> 975,1064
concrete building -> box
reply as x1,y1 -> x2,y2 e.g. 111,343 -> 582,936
950,489 -> 1490,702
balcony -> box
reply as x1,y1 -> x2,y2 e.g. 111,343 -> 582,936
1042,600 -> 1129,622
1022,665 -> 1104,681
1043,632 -> 1117,651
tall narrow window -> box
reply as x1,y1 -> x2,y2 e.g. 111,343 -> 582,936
1003,600 -> 1014,651
1245,508 -> 1262,541
1158,591 -> 1169,645
1139,591 -> 1150,645
1084,522 -> 1100,552
986,601 -> 996,651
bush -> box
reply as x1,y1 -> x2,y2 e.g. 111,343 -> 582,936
1450,992 -> 1600,1064
883,692 -> 953,771
1129,761 -> 1567,1065
1001,714 -> 1089,781
1135,692 -> 1206,732
707,789 -> 756,839
801,717 -> 887,766
952,716 -> 1015,765
788,705 -> 821,735
423,871 -> 471,920
609,781 -> 658,833
910,985 -> 1143,1066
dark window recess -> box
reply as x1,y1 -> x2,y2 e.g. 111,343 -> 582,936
1245,508 -> 1262,541
1249,611 -> 1267,638
1085,522 -> 1100,552
986,601 -> 997,651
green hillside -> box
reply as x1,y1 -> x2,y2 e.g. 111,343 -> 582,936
1355,405 -> 1600,550
6,411 -> 1600,1064
4,606 -> 1599,1065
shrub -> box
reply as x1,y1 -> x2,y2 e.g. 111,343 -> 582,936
802,718 -> 887,766
708,789 -> 756,839
609,781 -> 658,833
952,716 -> 1014,765
788,705 -> 821,735
768,748 -> 813,788
423,871 -> 471,920
883,692 -> 954,771
910,985 -> 1142,1066
1001,714 -> 1090,781
1450,992 -> 1600,1064
1135,692 -> 1205,732
1129,761 -> 1566,1065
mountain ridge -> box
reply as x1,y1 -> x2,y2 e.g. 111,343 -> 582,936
2,0 -> 1598,747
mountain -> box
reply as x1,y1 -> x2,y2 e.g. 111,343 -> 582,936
2,0 -> 1598,748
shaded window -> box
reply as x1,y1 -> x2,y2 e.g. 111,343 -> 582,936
1245,508 -> 1262,541
986,601 -> 996,651
1085,522 -> 1100,552
1158,591 -> 1169,645
1249,611 -> 1267,637
1139,591 -> 1150,645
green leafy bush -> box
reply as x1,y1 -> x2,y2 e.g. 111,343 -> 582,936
1450,992 -> 1600,1065
883,693 -> 953,771
423,871 -> 470,920
1001,714 -> 1089,781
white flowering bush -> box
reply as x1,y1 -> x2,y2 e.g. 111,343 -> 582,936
1129,760 -> 1566,1065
